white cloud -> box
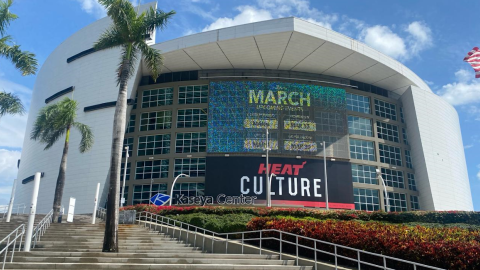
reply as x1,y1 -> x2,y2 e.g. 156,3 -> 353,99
438,69 -> 480,106
477,164 -> 480,181
203,0 -> 338,32
424,80 -> 434,86
464,144 -> 474,149
76,0 -> 106,19
358,21 -> 432,61
203,5 -> 272,31
359,25 -> 408,60
0,149 -> 20,185
406,21 -> 433,56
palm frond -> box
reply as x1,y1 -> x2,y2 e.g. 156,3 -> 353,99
142,7 -> 175,33
31,97 -> 78,150
0,41 -> 38,75
93,26 -> 124,51
0,91 -> 24,117
73,122 -> 94,153
136,41 -> 162,81
98,0 -> 136,32
0,0 -> 17,37
116,44 -> 138,85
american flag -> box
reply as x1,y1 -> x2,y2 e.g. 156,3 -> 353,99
464,47 -> 480,78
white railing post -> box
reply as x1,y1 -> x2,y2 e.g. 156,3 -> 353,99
6,179 -> 17,222
24,172 -> 41,252
91,183 -> 100,224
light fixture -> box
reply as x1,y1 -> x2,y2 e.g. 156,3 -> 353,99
262,154 -> 266,158
187,154 -> 192,158
331,158 -> 336,161
296,156 -> 301,159
225,154 -> 230,157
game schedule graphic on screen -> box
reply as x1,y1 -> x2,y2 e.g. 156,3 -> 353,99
207,81 -> 348,156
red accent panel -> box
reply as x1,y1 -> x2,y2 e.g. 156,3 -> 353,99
271,200 -> 355,209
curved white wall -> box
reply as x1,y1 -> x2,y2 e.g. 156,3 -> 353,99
401,86 -> 473,210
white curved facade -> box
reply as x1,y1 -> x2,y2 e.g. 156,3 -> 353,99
14,9 -> 473,213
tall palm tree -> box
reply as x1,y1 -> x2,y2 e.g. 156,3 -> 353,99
0,91 -> 24,117
94,0 -> 174,252
31,97 -> 94,223
0,0 -> 37,119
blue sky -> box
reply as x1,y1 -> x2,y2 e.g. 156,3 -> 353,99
0,0 -> 479,209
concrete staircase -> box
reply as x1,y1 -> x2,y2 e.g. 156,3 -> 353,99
5,221 -> 311,269
0,215 -> 44,242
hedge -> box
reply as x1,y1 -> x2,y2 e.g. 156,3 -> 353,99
123,204 -> 480,225
246,217 -> 480,270
165,213 -> 255,233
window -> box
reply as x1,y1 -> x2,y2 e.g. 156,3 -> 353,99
177,108 -> 208,128
133,183 -> 167,205
172,182 -> 205,204
400,107 -> 405,123
314,111 -> 347,133
374,99 -> 397,121
379,144 -> 402,166
348,116 -> 372,136
178,85 -> 208,104
408,173 -> 417,191
381,168 -> 404,189
351,164 -> 377,184
123,137 -> 133,158
142,88 -> 173,108
386,192 -> 407,212
410,195 -> 420,211
353,188 -> 380,211
174,158 -> 206,177
402,128 -> 409,146
376,122 -> 399,143
126,115 -> 135,133
121,162 -> 131,181
135,160 -> 169,179
349,139 -> 375,161
138,134 -> 171,156
346,93 -> 370,114
139,111 -> 172,131
176,132 -> 207,153
405,150 -> 413,169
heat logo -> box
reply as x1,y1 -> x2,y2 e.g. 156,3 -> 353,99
258,161 -> 307,175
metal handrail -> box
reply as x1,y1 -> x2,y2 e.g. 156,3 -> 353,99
0,204 -> 26,219
31,209 -> 53,248
136,211 -> 445,270
0,224 -> 25,270
96,207 -> 107,221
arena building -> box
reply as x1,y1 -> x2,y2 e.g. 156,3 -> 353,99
13,3 -> 474,213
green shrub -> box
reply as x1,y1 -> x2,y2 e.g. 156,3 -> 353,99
165,213 -> 255,233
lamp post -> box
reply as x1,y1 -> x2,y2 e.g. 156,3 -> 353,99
320,141 -> 329,210
120,146 -> 129,207
267,173 -> 276,207
169,173 -> 189,206
264,127 -> 272,207
376,169 -> 390,212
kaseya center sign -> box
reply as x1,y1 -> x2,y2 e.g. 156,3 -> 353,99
205,156 -> 355,209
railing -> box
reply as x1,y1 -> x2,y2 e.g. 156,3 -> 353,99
0,224 -> 24,270
96,207 -> 107,221
31,209 -> 53,249
0,204 -> 26,219
137,211 -> 445,270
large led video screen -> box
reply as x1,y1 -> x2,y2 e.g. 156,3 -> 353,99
205,156 -> 354,209
208,81 -> 348,156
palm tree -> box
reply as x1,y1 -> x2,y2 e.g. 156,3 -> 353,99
0,0 -> 37,119
94,0 -> 174,252
0,91 -> 24,117
31,97 -> 94,223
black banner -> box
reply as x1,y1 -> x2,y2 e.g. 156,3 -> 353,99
205,156 -> 354,209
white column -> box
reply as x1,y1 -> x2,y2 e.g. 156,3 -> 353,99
24,172 -> 41,252
6,178 -> 17,222
323,141 -> 329,210
92,183 -> 100,224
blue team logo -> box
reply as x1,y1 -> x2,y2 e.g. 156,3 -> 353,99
150,193 -> 171,206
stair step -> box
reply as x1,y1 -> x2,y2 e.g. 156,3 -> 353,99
12,252 -> 279,259
3,263 -> 310,269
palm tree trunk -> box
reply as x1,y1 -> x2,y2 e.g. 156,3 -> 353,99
103,52 -> 131,252
52,127 -> 70,223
